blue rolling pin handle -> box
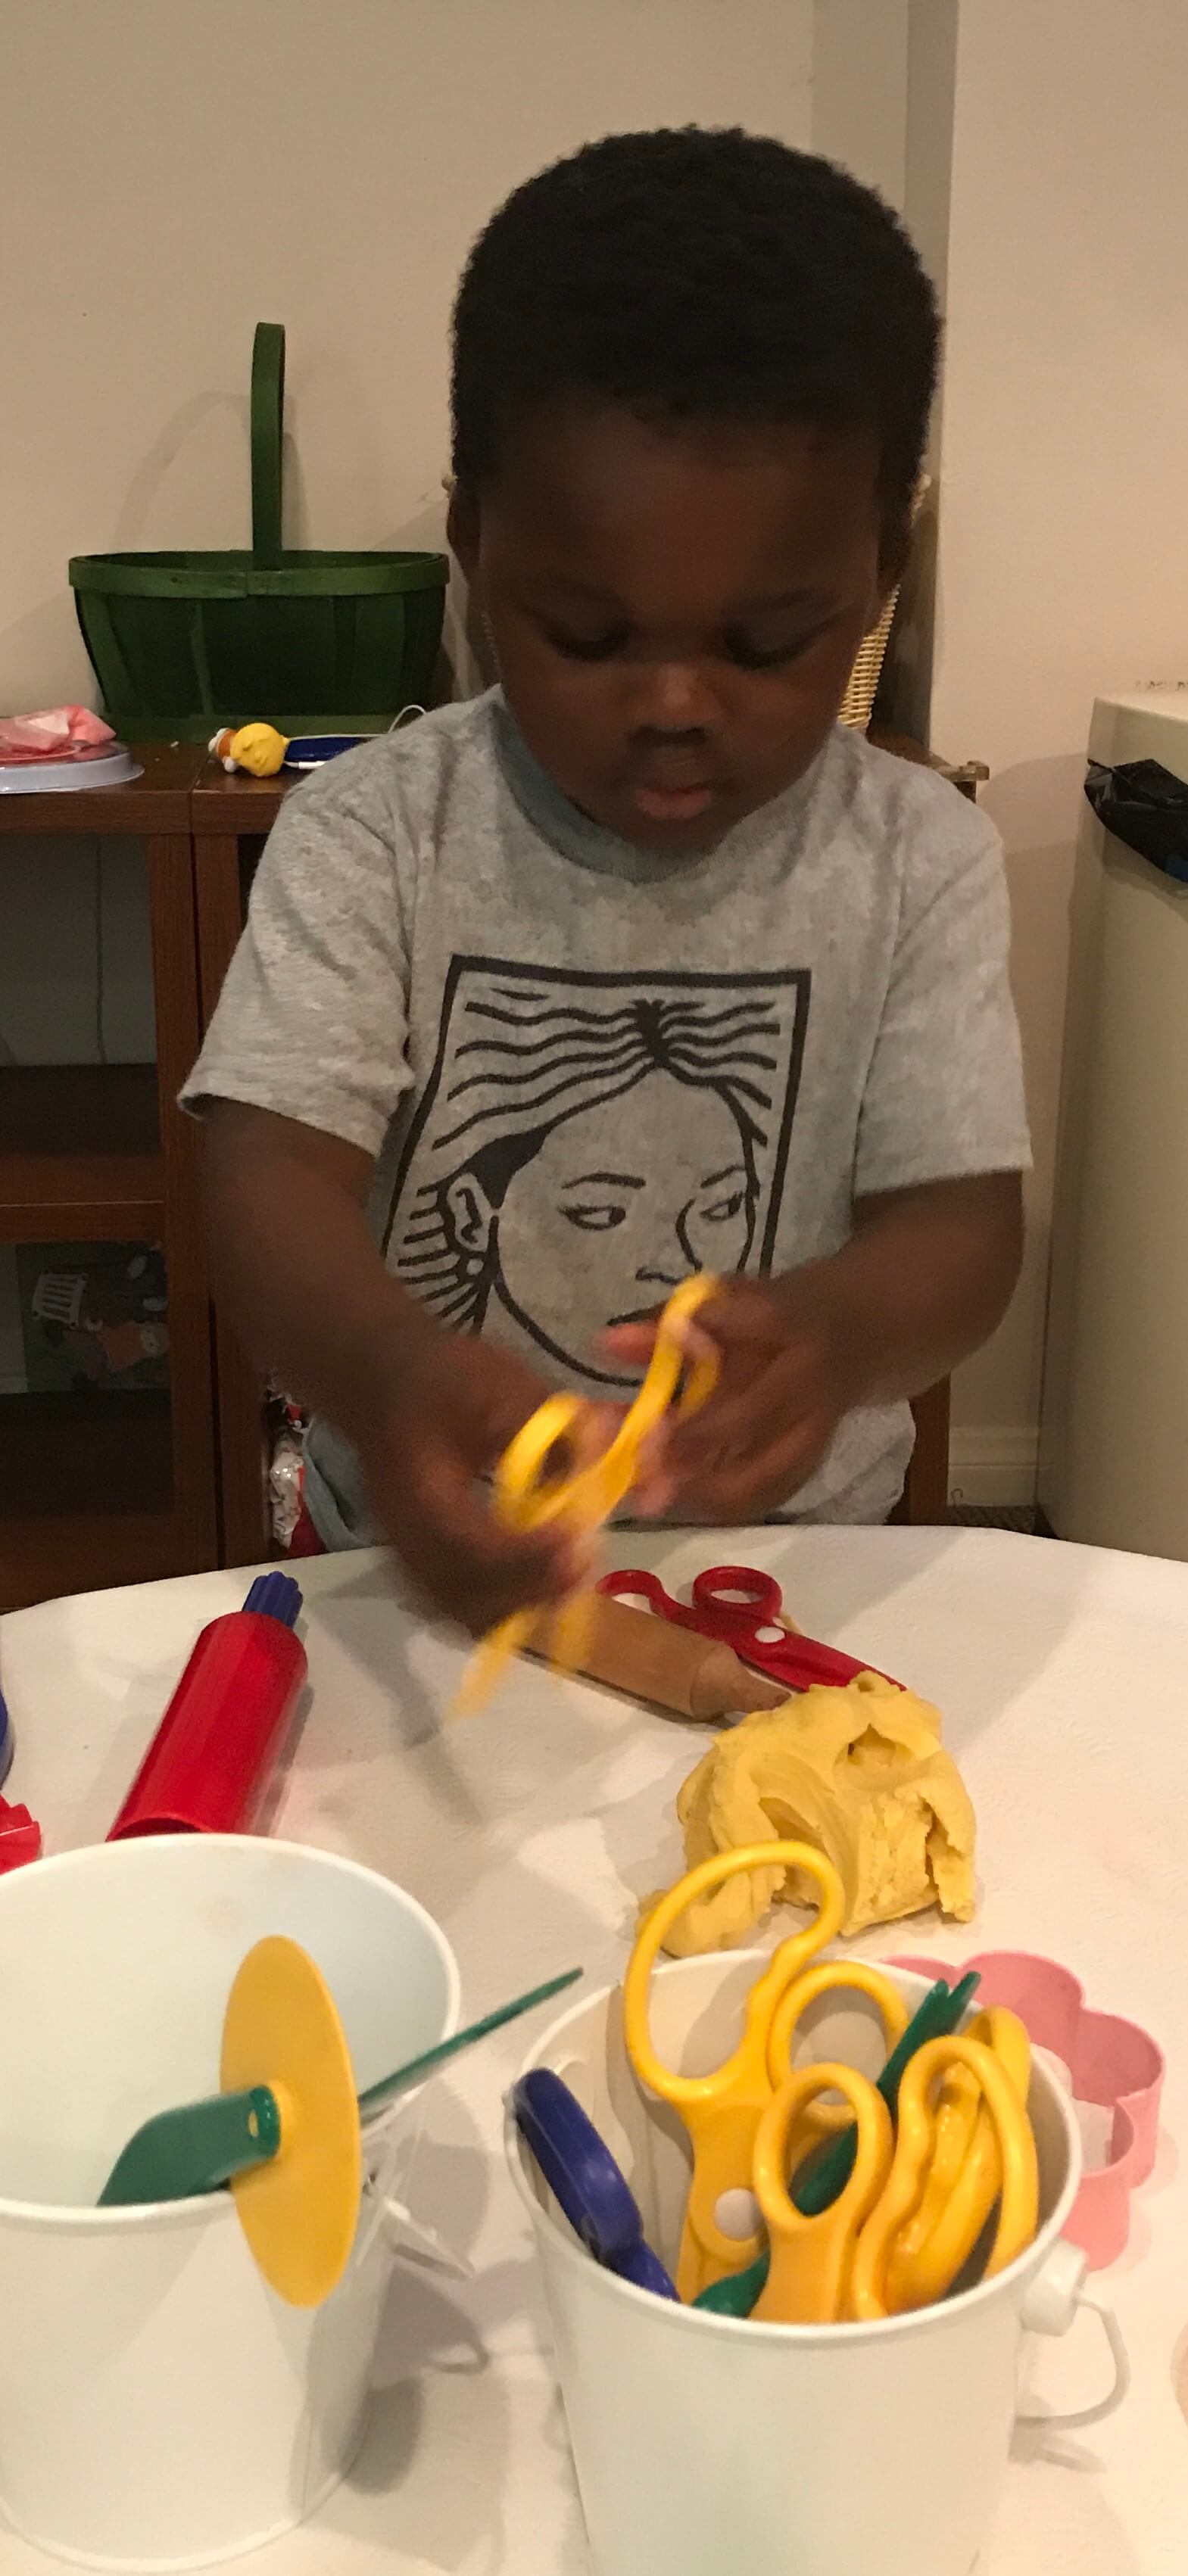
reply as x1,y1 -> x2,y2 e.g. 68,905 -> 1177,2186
242,1573 -> 302,1629
0,1685 -> 11,1789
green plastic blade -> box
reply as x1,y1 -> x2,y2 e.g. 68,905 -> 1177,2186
357,1967 -> 582,2117
98,2082 -> 281,2207
694,2247 -> 769,2318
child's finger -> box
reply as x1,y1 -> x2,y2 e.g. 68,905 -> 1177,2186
665,1335 -> 812,1475
666,1381 -> 778,1481
600,1313 -> 720,1372
621,1416 -> 677,1514
407,1450 -> 582,1631
599,1322 -> 658,1371
576,1400 -> 628,1466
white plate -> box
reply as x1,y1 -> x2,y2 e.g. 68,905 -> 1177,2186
0,744 -> 143,795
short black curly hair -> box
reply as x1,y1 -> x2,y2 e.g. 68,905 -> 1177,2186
451,128 -> 939,554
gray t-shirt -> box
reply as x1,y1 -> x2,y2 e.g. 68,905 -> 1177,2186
182,691 -> 1028,1542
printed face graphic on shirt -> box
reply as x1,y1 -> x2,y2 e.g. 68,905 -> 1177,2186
382,961 -> 809,1387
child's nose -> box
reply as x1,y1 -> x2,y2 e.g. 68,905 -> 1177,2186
627,661 -> 722,737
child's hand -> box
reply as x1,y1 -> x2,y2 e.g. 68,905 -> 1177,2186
357,1336 -> 592,1636
602,1271 -> 859,1521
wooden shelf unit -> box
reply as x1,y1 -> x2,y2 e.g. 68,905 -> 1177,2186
0,746 -> 217,1610
0,1063 -> 164,1244
1,1388 -> 173,1519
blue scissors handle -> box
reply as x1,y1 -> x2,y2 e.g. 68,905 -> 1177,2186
512,2070 -> 677,2297
615,2238 -> 681,2297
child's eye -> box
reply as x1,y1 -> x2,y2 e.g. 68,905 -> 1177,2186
703,1189 -> 746,1223
563,1201 -> 627,1230
722,627 -> 823,671
543,625 -> 630,663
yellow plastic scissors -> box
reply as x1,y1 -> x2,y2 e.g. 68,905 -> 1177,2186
882,2004 -> 1033,2309
751,2024 -> 1039,2325
454,1274 -> 720,1715
623,1843 -> 908,2302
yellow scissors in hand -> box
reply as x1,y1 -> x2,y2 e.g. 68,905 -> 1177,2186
624,1843 -> 909,2303
751,2020 -> 1039,2325
455,1274 -> 720,1715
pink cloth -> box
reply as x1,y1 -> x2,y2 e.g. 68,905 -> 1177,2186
0,706 -> 114,764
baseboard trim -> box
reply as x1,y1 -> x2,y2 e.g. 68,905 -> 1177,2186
948,1428 -> 1039,1509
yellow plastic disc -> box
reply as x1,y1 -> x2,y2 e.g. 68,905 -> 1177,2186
220,1936 -> 362,2308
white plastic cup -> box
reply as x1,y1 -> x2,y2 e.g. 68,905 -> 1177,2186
509,1956 -> 1124,2576
0,1834 -> 459,2570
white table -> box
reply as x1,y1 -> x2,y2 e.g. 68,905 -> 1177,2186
2,1525 -> 1186,2574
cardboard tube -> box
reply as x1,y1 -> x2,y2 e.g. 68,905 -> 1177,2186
522,1592 -> 784,1722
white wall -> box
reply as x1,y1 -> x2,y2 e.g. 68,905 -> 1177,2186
929,0 -> 1188,1498
0,0 -> 815,1073
903,0 -> 956,303
811,0 -> 909,210
2,0 -> 812,714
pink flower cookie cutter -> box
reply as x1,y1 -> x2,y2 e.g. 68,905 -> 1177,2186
890,1948 -> 1164,2270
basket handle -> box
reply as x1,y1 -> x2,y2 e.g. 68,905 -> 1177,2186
251,322 -> 285,568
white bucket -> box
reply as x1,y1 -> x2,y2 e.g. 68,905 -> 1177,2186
508,1956 -> 1128,2576
0,1834 -> 460,2571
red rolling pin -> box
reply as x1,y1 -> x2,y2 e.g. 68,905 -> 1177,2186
108,1574 -> 307,1840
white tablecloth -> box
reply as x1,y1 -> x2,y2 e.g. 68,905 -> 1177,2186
2,1525 -> 1186,2574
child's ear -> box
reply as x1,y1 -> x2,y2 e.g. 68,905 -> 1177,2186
447,480 -> 481,583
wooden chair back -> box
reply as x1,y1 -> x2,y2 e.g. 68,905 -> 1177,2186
890,1380 -> 951,1525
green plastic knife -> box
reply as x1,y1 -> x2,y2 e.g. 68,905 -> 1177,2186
98,1966 -> 582,2207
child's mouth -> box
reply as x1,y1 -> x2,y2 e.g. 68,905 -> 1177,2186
630,781 -> 716,824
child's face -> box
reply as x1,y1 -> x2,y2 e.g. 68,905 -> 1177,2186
454,401 -> 887,856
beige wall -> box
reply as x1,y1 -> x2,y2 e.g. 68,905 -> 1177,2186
929,0 -> 1188,1497
811,0 -> 909,210
2,0 -> 812,710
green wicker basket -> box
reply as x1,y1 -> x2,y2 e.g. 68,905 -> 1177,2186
69,324 -> 448,742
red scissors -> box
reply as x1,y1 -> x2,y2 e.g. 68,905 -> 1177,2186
596,1564 -> 901,1695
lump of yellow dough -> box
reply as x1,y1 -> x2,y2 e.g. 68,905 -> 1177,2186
660,1671 -> 975,1955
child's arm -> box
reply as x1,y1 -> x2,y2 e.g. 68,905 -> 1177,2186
610,1170 -> 1021,1519
204,1100 -> 582,1632
606,773 -> 1029,1521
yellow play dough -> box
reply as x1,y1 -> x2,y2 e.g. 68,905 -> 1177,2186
658,1671 -> 976,1954
226,721 -> 288,777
